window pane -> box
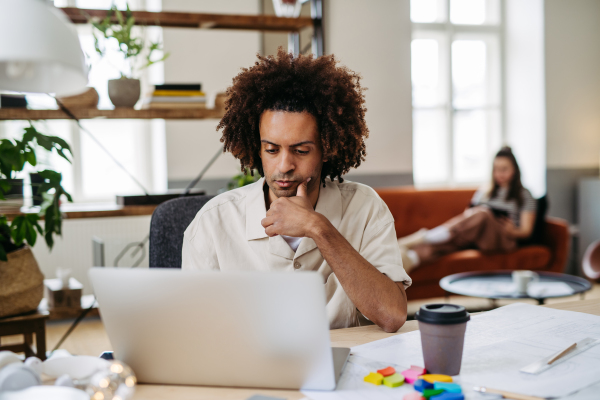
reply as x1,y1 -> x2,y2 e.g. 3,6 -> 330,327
413,109 -> 449,184
450,0 -> 485,25
412,39 -> 444,107
411,0 -> 446,23
452,40 -> 487,109
453,110 -> 500,183
79,121 -> 149,199
76,0 -> 130,9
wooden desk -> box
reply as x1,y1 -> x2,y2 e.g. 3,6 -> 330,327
45,299 -> 600,400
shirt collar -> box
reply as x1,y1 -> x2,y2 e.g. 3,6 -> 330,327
245,177 -> 343,243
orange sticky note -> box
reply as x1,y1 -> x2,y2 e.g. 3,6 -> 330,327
377,366 -> 396,377
364,372 -> 384,385
421,374 -> 452,384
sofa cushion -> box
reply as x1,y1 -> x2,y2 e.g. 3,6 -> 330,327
408,245 -> 552,284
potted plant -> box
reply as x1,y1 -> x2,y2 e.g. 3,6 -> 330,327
88,4 -> 169,107
0,123 -> 73,318
227,169 -> 261,191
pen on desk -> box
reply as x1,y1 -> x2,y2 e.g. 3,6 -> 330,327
473,386 -> 546,400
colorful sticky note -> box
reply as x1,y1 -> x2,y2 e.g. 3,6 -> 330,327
422,389 -> 445,399
421,374 -> 453,384
433,382 -> 462,393
414,379 -> 434,392
401,368 -> 423,383
377,366 -> 396,377
410,365 -> 427,374
383,373 -> 405,388
364,372 -> 384,385
404,393 -> 426,400
430,393 -> 465,400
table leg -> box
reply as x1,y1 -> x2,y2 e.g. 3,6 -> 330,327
24,333 -> 34,358
35,320 -> 47,361
537,298 -> 545,305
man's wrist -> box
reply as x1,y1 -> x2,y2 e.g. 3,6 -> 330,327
306,212 -> 333,241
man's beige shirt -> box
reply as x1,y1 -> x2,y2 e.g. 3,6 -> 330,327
182,178 -> 411,329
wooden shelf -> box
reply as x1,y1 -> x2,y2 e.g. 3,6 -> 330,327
4,203 -> 157,220
60,7 -> 313,32
0,108 -> 224,121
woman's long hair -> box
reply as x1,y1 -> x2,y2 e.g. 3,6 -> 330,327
488,146 -> 524,207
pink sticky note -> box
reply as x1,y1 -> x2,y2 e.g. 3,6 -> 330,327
401,369 -> 422,384
410,365 -> 427,375
403,392 -> 425,400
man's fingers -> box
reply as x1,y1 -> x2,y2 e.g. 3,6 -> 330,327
296,177 -> 310,198
265,225 -> 279,237
261,216 -> 274,228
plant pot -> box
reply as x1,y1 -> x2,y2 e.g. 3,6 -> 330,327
108,78 -> 141,108
0,246 -> 44,318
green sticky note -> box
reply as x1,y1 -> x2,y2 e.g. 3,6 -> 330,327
422,389 -> 445,399
382,373 -> 405,388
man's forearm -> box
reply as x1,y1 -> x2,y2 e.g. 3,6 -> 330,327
309,214 -> 407,332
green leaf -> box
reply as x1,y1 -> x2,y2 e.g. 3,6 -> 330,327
0,243 -> 7,262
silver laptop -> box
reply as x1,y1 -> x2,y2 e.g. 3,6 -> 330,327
89,268 -> 350,390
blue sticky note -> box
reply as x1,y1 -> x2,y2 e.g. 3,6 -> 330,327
431,392 -> 464,400
434,382 -> 462,393
414,379 -> 434,392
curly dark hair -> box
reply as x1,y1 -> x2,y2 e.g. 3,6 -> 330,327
217,48 -> 369,185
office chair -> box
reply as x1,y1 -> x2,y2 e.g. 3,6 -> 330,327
149,195 -> 214,269
582,239 -> 600,282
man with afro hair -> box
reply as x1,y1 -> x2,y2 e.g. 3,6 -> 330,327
183,49 -> 411,332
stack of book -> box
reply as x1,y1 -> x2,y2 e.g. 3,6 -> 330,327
142,84 -> 206,109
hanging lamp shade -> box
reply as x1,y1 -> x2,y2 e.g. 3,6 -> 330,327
0,0 -> 88,96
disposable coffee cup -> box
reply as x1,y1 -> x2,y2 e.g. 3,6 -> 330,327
415,304 -> 470,376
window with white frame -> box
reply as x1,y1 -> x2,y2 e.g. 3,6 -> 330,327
0,0 -> 168,204
411,0 -> 503,187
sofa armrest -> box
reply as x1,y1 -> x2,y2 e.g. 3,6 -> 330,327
542,217 -> 570,273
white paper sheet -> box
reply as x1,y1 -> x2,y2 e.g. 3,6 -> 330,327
303,303 -> 600,400
527,282 -> 575,297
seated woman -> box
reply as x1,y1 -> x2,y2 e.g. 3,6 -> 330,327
398,146 -> 536,272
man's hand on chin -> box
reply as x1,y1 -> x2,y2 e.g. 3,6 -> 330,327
261,178 -> 324,238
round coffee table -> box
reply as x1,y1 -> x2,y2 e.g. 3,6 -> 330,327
439,270 -> 592,305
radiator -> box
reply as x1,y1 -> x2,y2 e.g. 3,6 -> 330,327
31,216 -> 152,295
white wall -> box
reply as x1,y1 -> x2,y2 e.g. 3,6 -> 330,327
162,0 -> 261,182
545,0 -> 600,170
324,0 -> 413,176
505,0 -> 546,197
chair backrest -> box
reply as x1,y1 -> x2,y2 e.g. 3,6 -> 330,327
149,195 -> 214,269
583,239 -> 600,282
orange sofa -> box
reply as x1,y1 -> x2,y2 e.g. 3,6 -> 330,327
375,187 -> 570,300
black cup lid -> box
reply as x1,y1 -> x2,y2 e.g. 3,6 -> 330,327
415,304 -> 470,325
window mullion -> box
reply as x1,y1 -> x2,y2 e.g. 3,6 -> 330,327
446,11 -> 455,186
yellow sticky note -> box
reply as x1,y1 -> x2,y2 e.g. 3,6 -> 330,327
383,373 -> 405,388
421,374 -> 452,383
364,372 -> 384,385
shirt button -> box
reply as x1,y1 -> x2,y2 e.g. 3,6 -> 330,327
294,262 -> 301,269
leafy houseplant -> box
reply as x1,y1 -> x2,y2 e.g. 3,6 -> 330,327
0,123 -> 72,261
227,169 -> 261,191
88,4 -> 169,107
